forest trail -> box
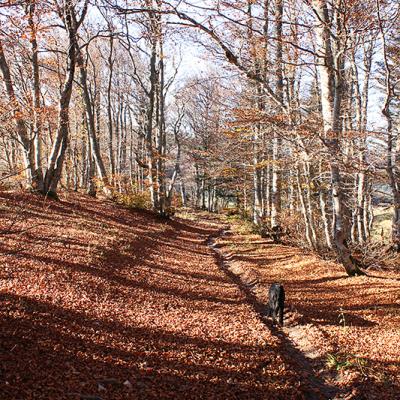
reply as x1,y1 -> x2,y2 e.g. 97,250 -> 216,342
208,215 -> 400,400
1,192 -> 317,400
207,228 -> 338,400
1,192 -> 399,400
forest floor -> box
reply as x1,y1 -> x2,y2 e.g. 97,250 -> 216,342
0,192 -> 399,400
206,213 -> 400,400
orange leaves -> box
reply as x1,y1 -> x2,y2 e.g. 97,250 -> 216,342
13,110 -> 24,119
220,167 -> 238,177
3,192 -> 399,399
0,192 -> 303,399
229,107 -> 288,128
216,215 -> 400,400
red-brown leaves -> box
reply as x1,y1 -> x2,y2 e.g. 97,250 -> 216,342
1,192 -> 302,400
214,217 -> 400,400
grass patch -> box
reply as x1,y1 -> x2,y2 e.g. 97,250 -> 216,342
326,353 -> 368,374
371,206 -> 393,243
221,214 -> 256,236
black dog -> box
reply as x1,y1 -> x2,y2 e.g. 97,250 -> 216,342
267,283 -> 285,326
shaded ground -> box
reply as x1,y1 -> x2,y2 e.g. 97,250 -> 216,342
1,191 -> 310,400
210,213 -> 400,400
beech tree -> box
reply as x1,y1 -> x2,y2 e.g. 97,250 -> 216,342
1,0 -> 400,274
0,0 -> 87,196
377,0 -> 400,251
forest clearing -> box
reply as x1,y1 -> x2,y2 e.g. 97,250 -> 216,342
1,192 -> 399,399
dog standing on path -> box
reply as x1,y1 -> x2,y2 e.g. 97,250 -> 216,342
267,283 -> 285,326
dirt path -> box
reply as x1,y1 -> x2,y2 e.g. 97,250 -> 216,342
207,228 -> 338,400
3,194 -> 398,399
1,192 -> 314,400
207,214 -> 400,400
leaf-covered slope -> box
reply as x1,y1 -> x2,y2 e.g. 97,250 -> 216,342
1,192 -> 305,400
214,216 -> 400,400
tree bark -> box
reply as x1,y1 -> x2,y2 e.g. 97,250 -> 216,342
377,2 -> 400,251
312,0 -> 363,275
0,39 -> 37,188
27,0 -> 44,191
107,34 -> 116,180
73,20 -> 111,197
43,1 -> 87,196
270,0 -> 283,230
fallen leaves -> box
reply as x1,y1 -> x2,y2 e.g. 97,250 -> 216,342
213,214 -> 400,400
1,191 -> 302,400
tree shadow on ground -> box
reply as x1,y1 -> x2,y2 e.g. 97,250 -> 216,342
209,245 -> 339,400
15,250 -> 240,306
283,281 -> 382,327
212,253 -> 400,400
1,291 -> 298,400
1,195 -> 236,304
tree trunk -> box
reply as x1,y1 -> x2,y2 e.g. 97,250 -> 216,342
180,182 -> 187,207
0,39 -> 37,189
74,27 -> 111,197
377,3 -> 400,251
253,129 -> 263,225
270,0 -> 283,230
146,35 -> 158,211
43,1 -> 87,197
107,34 -> 115,181
27,1 -> 44,191
312,0 -> 363,275
296,165 -> 315,248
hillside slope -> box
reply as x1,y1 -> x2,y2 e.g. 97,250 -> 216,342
1,192 -> 309,400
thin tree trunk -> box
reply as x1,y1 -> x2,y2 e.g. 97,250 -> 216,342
303,162 -> 318,249
271,0 -> 283,230
27,1 -> 43,191
74,29 -> 111,197
146,37 -> 158,211
180,182 -> 187,207
0,38 -> 36,188
253,129 -> 263,224
296,165 -> 314,248
107,34 -> 115,180
43,5 -> 79,196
